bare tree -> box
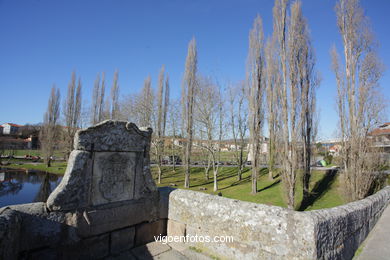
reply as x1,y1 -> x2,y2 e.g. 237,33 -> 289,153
167,99 -> 181,172
265,36 -> 281,180
110,70 -> 120,119
63,72 -> 82,158
40,86 -> 61,167
288,1 -> 319,203
195,76 -> 222,190
163,75 -> 170,137
182,37 -> 198,188
154,65 -> 168,184
333,0 -> 386,201
90,72 -> 106,125
91,72 -> 106,125
91,73 -> 100,125
98,73 -> 106,122
273,0 -> 300,208
247,15 -> 265,194
228,81 -> 248,181
139,76 -> 154,127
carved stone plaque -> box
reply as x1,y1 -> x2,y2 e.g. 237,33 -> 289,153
92,152 -> 136,205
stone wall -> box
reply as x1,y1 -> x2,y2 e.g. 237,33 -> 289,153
166,186 -> 390,260
309,186 -> 390,259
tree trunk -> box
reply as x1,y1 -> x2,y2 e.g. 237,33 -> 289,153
157,162 -> 162,184
251,164 -> 257,195
213,169 -> 218,192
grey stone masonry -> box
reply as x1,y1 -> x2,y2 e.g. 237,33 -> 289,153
167,189 -> 317,259
47,120 -> 157,211
167,186 -> 390,260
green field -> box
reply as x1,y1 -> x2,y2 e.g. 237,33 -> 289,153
151,166 -> 345,210
5,162 -> 67,175
3,149 -> 66,158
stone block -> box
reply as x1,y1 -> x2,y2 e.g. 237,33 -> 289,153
10,203 -> 79,252
92,152 -> 137,206
158,187 -> 175,219
133,153 -> 157,200
27,248 -> 58,260
0,209 -> 21,260
47,150 -> 93,211
111,226 -> 135,254
105,250 -> 137,260
135,220 -> 167,246
167,219 -> 186,237
167,189 -> 317,259
131,242 -> 171,259
155,249 -> 188,260
76,198 -> 159,237
181,248 -> 214,260
63,233 -> 110,259
74,120 -> 152,152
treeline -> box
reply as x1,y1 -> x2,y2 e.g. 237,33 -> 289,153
39,0 -> 387,205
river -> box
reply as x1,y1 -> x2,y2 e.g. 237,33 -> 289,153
0,168 -> 62,208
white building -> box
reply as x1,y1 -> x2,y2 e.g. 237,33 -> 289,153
1,123 -> 22,135
247,142 -> 268,162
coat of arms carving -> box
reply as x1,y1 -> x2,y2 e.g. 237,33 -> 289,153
98,153 -> 135,201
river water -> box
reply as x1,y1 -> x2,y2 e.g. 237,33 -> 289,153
0,168 -> 62,208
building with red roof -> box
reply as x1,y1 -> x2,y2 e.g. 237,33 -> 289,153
369,123 -> 390,152
1,123 -> 23,135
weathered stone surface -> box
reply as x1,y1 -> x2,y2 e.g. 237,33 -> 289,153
111,226 -> 136,254
47,150 -> 93,211
168,220 -> 186,237
92,152 -> 137,205
74,120 -> 152,152
155,249 -> 188,260
158,187 -> 175,219
168,187 -> 390,260
0,208 -> 21,260
181,248 -> 214,260
132,241 -> 171,259
63,233 -> 110,259
135,220 -> 167,246
76,197 -> 159,237
134,151 -> 157,200
168,189 -> 317,259
8,203 -> 79,252
27,248 -> 58,260
309,186 -> 390,260
48,120 -> 157,212
106,250 -> 137,260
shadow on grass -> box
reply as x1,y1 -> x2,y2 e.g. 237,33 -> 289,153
219,175 -> 251,190
190,170 -> 237,188
297,169 -> 338,211
257,179 -> 281,193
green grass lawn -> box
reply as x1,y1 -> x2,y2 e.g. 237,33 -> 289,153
152,166 -> 345,210
3,149 -> 66,158
5,162 -> 67,175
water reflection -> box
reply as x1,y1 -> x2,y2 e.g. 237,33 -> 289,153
0,168 -> 62,207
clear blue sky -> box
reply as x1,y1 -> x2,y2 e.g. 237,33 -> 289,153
0,0 -> 389,139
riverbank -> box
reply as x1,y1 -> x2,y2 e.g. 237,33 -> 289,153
4,162 -> 67,175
